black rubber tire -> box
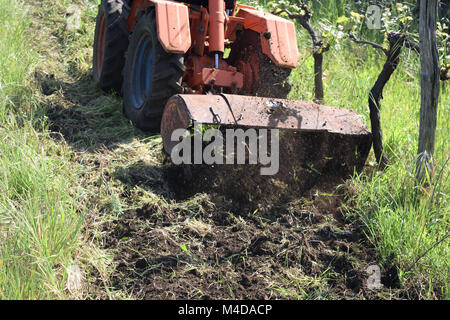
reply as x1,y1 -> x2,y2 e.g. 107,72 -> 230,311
93,0 -> 130,94
228,29 -> 292,99
122,9 -> 185,132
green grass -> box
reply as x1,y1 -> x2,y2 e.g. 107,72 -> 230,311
349,156 -> 449,299
0,0 -> 35,121
0,0 -> 86,299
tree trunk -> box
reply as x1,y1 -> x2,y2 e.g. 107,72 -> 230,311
298,17 -> 327,103
368,33 -> 404,168
313,52 -> 324,103
416,0 -> 440,185
272,6 -> 329,103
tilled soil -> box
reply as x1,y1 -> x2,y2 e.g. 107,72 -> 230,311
101,161 -> 399,299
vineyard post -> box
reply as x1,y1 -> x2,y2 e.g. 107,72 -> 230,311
416,0 -> 440,185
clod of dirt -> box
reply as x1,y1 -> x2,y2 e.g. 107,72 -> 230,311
381,264 -> 401,288
35,71 -> 60,96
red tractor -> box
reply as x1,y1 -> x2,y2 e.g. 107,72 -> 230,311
93,0 -> 371,172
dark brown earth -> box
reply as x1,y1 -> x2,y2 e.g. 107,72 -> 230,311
101,144 -> 402,299
167,129 -> 371,214
101,178 -> 398,299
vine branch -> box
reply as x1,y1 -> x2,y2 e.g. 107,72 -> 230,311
272,4 -> 329,103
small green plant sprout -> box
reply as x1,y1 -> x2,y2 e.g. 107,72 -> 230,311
180,243 -> 190,255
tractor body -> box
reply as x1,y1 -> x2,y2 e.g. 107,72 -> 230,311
125,0 -> 299,94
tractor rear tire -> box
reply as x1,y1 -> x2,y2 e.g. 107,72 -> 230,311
228,29 -> 292,99
122,9 -> 185,132
93,0 -> 130,94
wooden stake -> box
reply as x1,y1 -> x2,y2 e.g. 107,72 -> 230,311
416,0 -> 440,185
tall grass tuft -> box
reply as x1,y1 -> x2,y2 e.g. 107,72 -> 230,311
0,0 -> 84,299
349,156 -> 449,298
0,1 -> 35,121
